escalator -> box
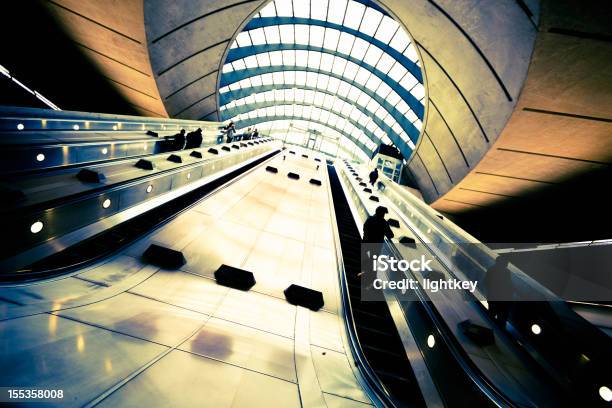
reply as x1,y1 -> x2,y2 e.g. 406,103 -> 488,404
327,164 -> 426,407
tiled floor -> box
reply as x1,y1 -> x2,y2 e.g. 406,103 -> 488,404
0,149 -> 372,407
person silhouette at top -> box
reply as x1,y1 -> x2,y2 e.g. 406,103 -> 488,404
484,257 -> 513,328
369,167 -> 379,186
174,129 -> 186,150
185,128 -> 203,149
224,121 -> 235,143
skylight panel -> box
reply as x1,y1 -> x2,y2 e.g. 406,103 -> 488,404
222,64 -> 233,73
343,61 -> 359,81
316,73 -> 329,89
365,75 -> 382,92
283,71 -> 296,85
255,93 -> 265,103
350,38 -> 369,61
275,0 -> 293,17
272,71 -> 284,84
327,77 -> 340,93
269,50 -> 283,65
323,28 -> 340,51
295,88 -> 305,102
337,32 -> 354,55
359,8 -> 383,37
387,91 -> 401,106
347,86 -> 360,101
264,26 -> 281,44
282,50 -> 295,65
399,72 -> 418,90
356,92 -> 370,107
387,62 -> 407,83
229,82 -> 240,91
275,105 -> 284,116
250,75 -> 263,87
331,57 -> 347,76
235,32 -> 253,47
284,88 -> 295,101
354,67 -> 370,86
309,26 -> 325,48
349,109 -> 360,122
219,86 -> 230,94
344,1 -> 365,30
295,50 -> 309,67
294,105 -> 304,116
249,28 -> 266,45
238,78 -> 251,88
236,97 -> 246,106
311,0 -> 328,21
279,25 -> 295,43
396,100 -> 409,114
413,119 -> 422,130
323,94 -> 334,109
294,0 -> 310,18
256,52 -> 271,66
363,45 -> 383,67
244,55 -> 258,69
405,43 -> 419,62
296,25 -> 310,45
366,99 -> 378,113
392,122 -> 402,135
337,80 -> 351,98
261,73 -> 274,85
302,105 -> 313,118
365,120 -> 376,133
405,109 -> 418,122
319,110 -> 330,123
259,2 -> 276,17
311,107 -> 321,121
295,71 -> 307,86
284,105 -> 293,116
377,81 -> 392,98
408,139 -> 416,149
332,99 -> 343,112
389,29 -> 410,53
340,102 -> 352,117
267,106 -> 276,116
374,128 -> 384,139
374,16 -> 398,43
264,90 -> 275,102
306,71 -> 318,86
304,89 -> 316,104
232,59 -> 246,70
314,92 -> 325,106
307,51 -> 321,69
327,0 -> 347,25
411,83 -> 425,100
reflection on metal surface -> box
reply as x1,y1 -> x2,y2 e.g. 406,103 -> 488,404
0,148 -> 372,407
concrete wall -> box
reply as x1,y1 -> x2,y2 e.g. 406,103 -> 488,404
144,0 -> 266,121
431,0 -> 612,213
43,0 -> 168,117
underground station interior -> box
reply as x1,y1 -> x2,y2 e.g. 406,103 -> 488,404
0,1 -> 611,407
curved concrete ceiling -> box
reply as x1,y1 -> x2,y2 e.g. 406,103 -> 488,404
42,0 -> 168,117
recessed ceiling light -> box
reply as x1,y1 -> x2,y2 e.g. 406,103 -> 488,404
531,324 -> 542,335
30,221 -> 43,234
36,153 -> 45,162
427,334 -> 435,348
17,123 -> 24,130
102,199 -> 111,208
146,185 -> 153,193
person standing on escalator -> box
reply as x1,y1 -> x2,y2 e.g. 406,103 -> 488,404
369,167 -> 379,186
361,206 -> 394,292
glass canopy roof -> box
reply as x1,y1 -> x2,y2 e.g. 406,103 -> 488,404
219,0 -> 425,161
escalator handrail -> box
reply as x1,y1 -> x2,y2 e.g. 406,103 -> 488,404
325,164 -> 398,408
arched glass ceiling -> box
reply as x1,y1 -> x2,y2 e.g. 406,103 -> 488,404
219,0 -> 425,160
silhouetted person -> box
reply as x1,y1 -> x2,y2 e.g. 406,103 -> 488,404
363,206 -> 394,245
252,128 -> 259,139
174,129 -> 186,150
369,168 -> 379,186
224,121 -> 235,143
485,257 -> 513,328
361,206 -> 394,291
185,128 -> 203,149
